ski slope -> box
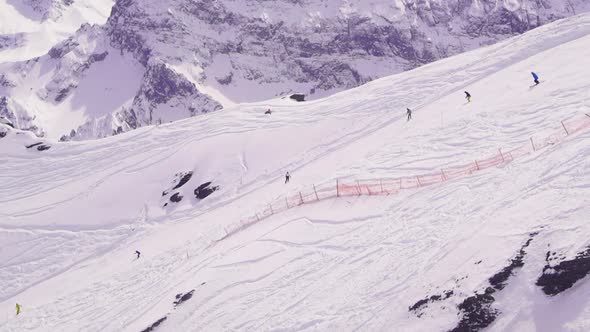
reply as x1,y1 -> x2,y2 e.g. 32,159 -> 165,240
1,13 -> 590,332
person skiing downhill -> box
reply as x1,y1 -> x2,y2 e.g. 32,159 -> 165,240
464,91 -> 471,103
135,250 -> 141,259
406,108 -> 412,121
265,108 -> 272,115
16,303 -> 21,315
285,172 -> 291,184
531,72 -> 540,85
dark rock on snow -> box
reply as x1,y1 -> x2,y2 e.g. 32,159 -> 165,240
141,316 -> 167,332
449,232 -> 537,331
172,171 -> 193,190
194,182 -> 219,200
169,192 -> 183,203
26,142 -> 43,148
289,94 -> 305,102
537,246 -> 590,296
409,290 -> 454,317
174,289 -> 195,307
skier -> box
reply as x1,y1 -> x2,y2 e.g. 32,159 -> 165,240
16,303 -> 21,316
464,91 -> 471,103
135,250 -> 141,259
285,172 -> 291,184
531,72 -> 540,85
406,108 -> 412,121
265,108 -> 272,115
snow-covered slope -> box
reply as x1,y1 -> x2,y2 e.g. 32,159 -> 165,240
1,12 -> 590,331
2,0 -> 590,140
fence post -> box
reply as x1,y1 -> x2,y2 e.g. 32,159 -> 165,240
380,179 -> 384,193
256,213 -> 260,221
313,184 -> 319,201
336,179 -> 340,197
441,169 -> 447,181
356,180 -> 362,195
416,176 -> 422,187
299,192 -> 304,205
530,137 -> 536,151
561,121 -> 569,135
475,160 -> 480,171
285,197 -> 290,208
269,203 -> 274,214
499,148 -> 505,163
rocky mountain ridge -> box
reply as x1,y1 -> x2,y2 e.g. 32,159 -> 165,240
1,0 -> 589,139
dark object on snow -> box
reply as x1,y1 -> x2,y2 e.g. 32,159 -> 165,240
285,171 -> 291,184
0,117 -> 14,128
449,232 -> 537,332
464,91 -> 471,102
488,235 -> 536,291
174,289 -> 195,307
0,131 -> 6,138
172,172 -> 193,190
26,142 -> 51,151
141,316 -> 167,332
409,290 -> 453,317
170,192 -> 183,203
536,246 -> 590,296
136,250 -> 141,259
265,109 -> 272,115
26,142 -> 43,149
290,94 -> 305,102
406,108 -> 412,121
450,290 -> 498,332
194,182 -> 219,199
531,72 -> 540,85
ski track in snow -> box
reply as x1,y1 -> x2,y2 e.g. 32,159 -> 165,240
1,13 -> 590,332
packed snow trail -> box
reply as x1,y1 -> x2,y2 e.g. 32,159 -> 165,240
223,113 -> 590,239
1,13 -> 590,332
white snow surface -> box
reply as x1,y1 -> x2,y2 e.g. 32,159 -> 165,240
1,13 -> 590,331
0,0 -> 114,62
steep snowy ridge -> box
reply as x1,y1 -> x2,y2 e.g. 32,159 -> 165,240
2,0 -> 590,139
1,13 -> 590,331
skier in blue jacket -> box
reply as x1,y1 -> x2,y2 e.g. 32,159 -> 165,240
531,72 -> 540,85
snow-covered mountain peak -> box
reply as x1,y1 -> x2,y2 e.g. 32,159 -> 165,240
2,0 -> 590,140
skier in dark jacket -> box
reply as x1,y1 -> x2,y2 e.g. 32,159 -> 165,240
265,108 -> 272,115
531,72 -> 540,85
406,108 -> 412,121
135,250 -> 141,259
285,172 -> 291,184
464,91 -> 471,103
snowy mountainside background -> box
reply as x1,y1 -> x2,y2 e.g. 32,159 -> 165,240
1,0 -> 590,140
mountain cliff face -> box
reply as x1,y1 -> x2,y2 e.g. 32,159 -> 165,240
1,0 -> 589,139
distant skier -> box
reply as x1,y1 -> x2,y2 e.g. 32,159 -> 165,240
406,108 -> 412,121
531,72 -> 540,85
135,250 -> 141,259
285,172 -> 291,184
464,91 -> 471,103
265,108 -> 272,115
16,303 -> 21,316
